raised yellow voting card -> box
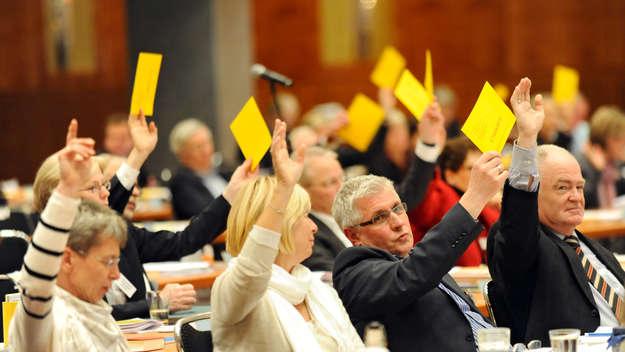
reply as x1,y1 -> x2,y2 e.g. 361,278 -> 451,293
552,65 -> 579,104
425,50 -> 433,98
337,94 -> 385,153
230,97 -> 272,170
130,52 -> 163,116
461,81 -> 516,153
394,69 -> 432,120
370,46 -> 406,88
493,83 -> 510,101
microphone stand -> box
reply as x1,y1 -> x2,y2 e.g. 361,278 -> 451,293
269,80 -> 282,119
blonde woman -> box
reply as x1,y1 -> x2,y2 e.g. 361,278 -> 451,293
211,120 -> 363,351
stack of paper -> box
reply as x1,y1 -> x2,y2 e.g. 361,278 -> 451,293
117,318 -> 162,333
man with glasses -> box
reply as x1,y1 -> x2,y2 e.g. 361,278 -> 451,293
332,150 -> 508,352
299,103 -> 447,272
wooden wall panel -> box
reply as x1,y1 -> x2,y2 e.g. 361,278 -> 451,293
253,0 -> 625,125
0,0 -> 129,183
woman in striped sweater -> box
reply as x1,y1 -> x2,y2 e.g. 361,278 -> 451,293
9,120 -> 131,352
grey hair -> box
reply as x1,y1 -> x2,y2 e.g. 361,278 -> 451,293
332,174 -> 395,229
537,144 -> 572,170
299,146 -> 339,186
169,118 -> 212,156
68,200 -> 128,253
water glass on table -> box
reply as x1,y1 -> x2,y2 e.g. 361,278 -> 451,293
477,327 -> 510,352
146,290 -> 169,323
549,329 -> 579,352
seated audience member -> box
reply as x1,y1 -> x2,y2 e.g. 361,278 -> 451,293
169,118 -> 230,219
33,117 -> 255,320
537,94 -> 571,149
332,154 -> 507,350
212,120 -> 363,351
10,133 -> 131,351
96,154 -> 139,220
289,125 -> 320,151
576,106 -> 625,209
570,93 -> 591,156
488,78 -> 625,346
299,104 -> 446,272
435,84 -> 461,139
102,112 -> 148,186
408,136 -> 501,266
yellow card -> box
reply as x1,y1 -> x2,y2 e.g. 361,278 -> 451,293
130,52 -> 163,116
230,97 -> 272,170
337,94 -> 385,152
493,83 -> 510,101
3,300 -> 18,346
461,82 -> 517,153
370,46 -> 406,88
552,65 -> 579,104
394,69 -> 432,120
424,50 -> 433,98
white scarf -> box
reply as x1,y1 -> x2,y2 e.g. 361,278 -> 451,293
55,286 -> 130,352
268,264 -> 359,352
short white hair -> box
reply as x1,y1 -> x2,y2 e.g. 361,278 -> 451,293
332,174 -> 395,229
169,118 -> 212,156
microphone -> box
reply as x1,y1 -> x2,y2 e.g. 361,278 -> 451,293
250,64 -> 293,87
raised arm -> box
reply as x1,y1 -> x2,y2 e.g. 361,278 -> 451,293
108,110 -> 158,212
10,119 -> 94,351
212,119 -> 306,325
398,102 -> 445,210
491,77 -> 545,279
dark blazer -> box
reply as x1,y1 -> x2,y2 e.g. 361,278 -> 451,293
169,166 -> 229,219
301,153 -> 436,272
488,182 -> 625,345
301,214 -> 347,271
108,176 -> 230,319
333,204 -> 487,352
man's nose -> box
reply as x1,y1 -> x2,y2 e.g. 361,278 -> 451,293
388,211 -> 403,229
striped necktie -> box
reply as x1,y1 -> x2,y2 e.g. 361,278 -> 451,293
563,235 -> 622,315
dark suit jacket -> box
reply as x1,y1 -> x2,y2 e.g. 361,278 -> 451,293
169,166 -> 230,219
301,153 -> 436,272
333,204 -> 487,352
488,182 -> 625,345
108,176 -> 230,319
301,214 -> 347,271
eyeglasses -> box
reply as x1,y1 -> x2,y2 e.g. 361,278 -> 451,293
356,202 -> 407,227
77,250 -> 120,268
80,180 -> 111,194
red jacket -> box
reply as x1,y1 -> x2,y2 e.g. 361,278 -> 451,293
408,169 -> 500,266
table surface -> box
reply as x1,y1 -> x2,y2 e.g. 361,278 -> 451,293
146,261 -> 226,290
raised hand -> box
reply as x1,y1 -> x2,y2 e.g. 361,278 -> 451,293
271,119 -> 305,188
129,109 -> 158,154
510,78 -> 544,148
418,102 -> 445,145
222,158 -> 259,204
126,109 -> 158,170
57,119 -> 96,198
459,151 -> 508,219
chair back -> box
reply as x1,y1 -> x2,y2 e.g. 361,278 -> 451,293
0,230 -> 28,274
482,280 -> 497,325
174,311 -> 212,352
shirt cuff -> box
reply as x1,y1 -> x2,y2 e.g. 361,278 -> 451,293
415,140 -> 442,163
509,140 -> 539,192
116,162 -> 140,190
250,225 -> 281,249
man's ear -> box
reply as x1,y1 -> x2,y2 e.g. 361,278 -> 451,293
60,247 -> 74,274
343,227 -> 361,246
